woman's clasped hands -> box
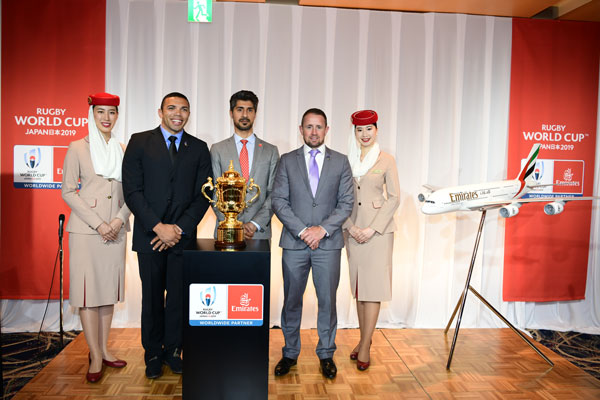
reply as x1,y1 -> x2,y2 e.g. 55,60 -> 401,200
97,218 -> 124,243
348,226 -> 375,244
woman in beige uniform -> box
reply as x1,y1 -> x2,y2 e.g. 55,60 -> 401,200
343,110 -> 400,371
62,92 -> 131,383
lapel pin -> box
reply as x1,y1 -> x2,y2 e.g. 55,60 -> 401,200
184,141 -> 188,147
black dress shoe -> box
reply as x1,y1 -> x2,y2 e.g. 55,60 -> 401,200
274,357 -> 297,376
145,356 -> 163,379
163,348 -> 183,374
319,358 -> 337,379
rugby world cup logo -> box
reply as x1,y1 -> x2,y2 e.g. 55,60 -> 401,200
200,286 -> 216,307
24,148 -> 42,169
533,160 -> 544,182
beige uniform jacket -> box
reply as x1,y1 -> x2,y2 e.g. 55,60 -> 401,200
62,136 -> 131,234
343,151 -> 400,234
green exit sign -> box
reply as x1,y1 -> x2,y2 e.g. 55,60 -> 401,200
188,0 -> 212,23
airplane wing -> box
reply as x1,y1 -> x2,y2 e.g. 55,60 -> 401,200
511,196 -> 600,203
465,196 -> 600,211
422,184 -> 441,192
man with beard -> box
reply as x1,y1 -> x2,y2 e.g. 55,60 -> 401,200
210,90 -> 279,240
271,108 -> 354,379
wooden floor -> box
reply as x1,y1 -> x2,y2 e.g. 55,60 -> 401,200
11,328 -> 600,399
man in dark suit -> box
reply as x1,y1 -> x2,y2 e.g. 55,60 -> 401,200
122,92 -> 212,379
271,108 -> 354,379
210,90 -> 279,240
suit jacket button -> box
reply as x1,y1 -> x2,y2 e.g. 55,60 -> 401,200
108,178 -> 112,182
358,202 -> 361,206
357,186 -> 360,189
107,195 -> 112,199
313,203 -> 317,207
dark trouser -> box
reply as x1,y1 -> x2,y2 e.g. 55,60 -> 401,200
137,251 -> 183,364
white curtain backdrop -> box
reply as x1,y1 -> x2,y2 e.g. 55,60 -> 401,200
2,0 -> 599,334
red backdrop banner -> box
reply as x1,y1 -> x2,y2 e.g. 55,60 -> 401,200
1,0 -> 105,299
504,19 -> 600,302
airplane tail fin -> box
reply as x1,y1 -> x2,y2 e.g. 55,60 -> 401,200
515,143 -> 541,184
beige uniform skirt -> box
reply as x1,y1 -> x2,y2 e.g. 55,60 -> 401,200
345,232 -> 394,302
68,231 -> 126,307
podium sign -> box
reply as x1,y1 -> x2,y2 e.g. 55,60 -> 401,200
183,239 -> 270,399
189,283 -> 264,326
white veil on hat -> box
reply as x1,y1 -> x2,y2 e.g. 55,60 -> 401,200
88,105 -> 123,181
347,126 -> 380,178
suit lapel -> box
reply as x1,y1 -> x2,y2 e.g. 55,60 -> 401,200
225,136 -> 243,174
314,146 -> 331,198
173,131 -> 193,170
150,127 -> 178,185
295,147 -> 313,197
250,136 -> 263,180
152,127 -> 172,165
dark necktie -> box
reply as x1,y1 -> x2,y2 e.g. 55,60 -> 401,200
168,135 -> 178,164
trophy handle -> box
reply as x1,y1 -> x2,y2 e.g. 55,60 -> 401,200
246,178 -> 261,206
201,177 -> 216,204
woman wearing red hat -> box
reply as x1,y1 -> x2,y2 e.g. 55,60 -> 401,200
62,92 -> 131,382
343,110 -> 400,370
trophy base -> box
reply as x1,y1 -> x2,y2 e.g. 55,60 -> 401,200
215,226 -> 245,251
214,240 -> 246,251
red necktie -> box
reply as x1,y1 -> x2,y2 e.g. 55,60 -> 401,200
240,139 -> 249,181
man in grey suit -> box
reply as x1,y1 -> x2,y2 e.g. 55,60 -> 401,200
210,90 -> 279,240
272,108 -> 354,379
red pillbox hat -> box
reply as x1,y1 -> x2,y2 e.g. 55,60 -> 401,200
88,92 -> 120,106
351,110 -> 378,125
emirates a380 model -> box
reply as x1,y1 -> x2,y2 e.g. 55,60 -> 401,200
418,143 -> 599,217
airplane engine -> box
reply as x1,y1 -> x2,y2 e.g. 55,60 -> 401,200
418,193 -> 426,202
499,203 -> 521,218
544,201 -> 565,215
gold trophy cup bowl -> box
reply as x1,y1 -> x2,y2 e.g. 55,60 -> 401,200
201,160 -> 260,250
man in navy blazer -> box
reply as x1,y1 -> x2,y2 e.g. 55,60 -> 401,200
272,108 -> 354,379
122,92 -> 212,379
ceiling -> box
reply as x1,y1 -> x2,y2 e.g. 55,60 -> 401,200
218,0 -> 600,22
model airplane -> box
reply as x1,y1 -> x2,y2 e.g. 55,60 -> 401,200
418,143 -> 599,217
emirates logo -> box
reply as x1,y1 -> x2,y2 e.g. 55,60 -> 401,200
563,168 -> 573,182
240,293 -> 251,307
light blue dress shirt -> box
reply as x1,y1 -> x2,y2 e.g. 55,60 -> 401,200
160,126 -> 183,150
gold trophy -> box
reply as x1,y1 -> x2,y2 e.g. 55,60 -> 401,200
201,160 -> 260,250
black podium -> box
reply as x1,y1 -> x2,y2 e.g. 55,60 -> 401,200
183,239 -> 271,399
